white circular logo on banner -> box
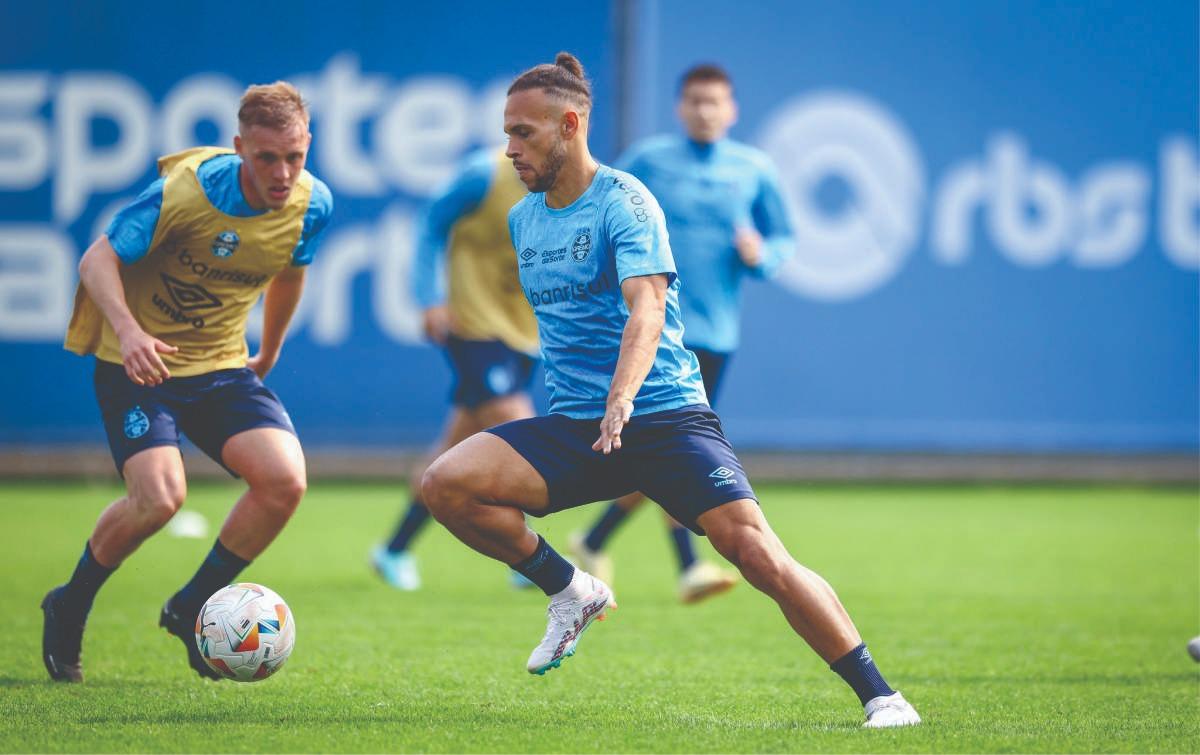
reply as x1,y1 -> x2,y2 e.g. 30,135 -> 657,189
759,91 -> 926,300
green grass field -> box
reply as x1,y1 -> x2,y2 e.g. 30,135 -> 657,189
0,481 -> 1197,753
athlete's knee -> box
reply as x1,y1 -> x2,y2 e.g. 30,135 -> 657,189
127,473 -> 187,528
248,465 -> 307,516
420,455 -> 465,519
707,521 -> 786,590
732,537 -> 788,593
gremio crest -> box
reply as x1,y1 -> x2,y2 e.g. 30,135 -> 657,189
211,230 -> 240,258
571,228 -> 592,262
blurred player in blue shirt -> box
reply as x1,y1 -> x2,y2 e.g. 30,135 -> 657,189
419,53 -> 920,728
571,64 -> 795,603
371,148 -> 540,591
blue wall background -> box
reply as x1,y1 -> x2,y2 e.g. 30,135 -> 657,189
1,0 -> 1196,451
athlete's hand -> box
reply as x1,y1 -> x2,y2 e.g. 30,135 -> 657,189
592,397 -> 634,454
117,326 -> 177,386
246,352 -> 277,380
734,227 -> 763,268
423,305 -> 453,345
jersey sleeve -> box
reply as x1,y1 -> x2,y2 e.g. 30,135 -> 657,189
613,139 -> 650,177
411,153 -> 494,308
605,175 -> 676,286
291,177 -> 334,267
747,161 -> 796,279
104,177 -> 165,263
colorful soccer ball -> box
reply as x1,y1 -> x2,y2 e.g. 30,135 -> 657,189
195,583 -> 295,682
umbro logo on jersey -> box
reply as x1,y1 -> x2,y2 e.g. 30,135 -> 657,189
160,274 -> 223,311
520,248 -> 537,261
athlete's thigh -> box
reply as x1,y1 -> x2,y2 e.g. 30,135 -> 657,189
627,406 -> 756,536
221,426 -> 306,486
431,430 -> 551,512
121,444 -> 187,500
93,358 -> 184,477
181,368 -> 297,476
484,414 -> 634,516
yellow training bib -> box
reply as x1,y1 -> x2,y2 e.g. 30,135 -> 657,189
446,150 -> 538,354
65,147 -> 313,376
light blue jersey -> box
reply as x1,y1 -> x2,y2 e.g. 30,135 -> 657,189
507,164 -> 707,419
616,136 -> 794,353
106,153 -> 334,265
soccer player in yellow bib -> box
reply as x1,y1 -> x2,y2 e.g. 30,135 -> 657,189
41,82 -> 333,682
371,148 -> 539,590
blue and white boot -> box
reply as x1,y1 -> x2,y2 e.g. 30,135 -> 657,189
371,546 -> 421,591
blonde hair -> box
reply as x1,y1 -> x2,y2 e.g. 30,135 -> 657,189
238,81 -> 309,131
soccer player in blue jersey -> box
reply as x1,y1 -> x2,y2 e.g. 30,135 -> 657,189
42,83 -> 332,682
570,64 -> 793,603
421,53 -> 921,728
371,148 -> 540,590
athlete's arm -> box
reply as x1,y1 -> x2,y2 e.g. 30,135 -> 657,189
412,154 -> 492,344
593,274 -> 668,454
77,235 -> 178,386
248,265 -> 305,379
740,163 -> 795,278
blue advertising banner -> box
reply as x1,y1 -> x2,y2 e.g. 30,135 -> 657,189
1,0 -> 1196,452
628,0 -> 1198,450
0,0 -> 616,446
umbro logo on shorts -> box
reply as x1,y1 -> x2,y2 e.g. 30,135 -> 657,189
709,466 -> 738,487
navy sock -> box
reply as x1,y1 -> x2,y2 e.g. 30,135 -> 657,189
513,535 -> 576,596
669,525 -> 697,571
830,643 -> 895,705
386,500 -> 431,553
584,502 -> 630,552
172,539 -> 251,621
58,542 -> 115,623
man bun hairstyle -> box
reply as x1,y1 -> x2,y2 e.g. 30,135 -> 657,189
238,81 -> 310,131
678,63 -> 733,93
508,51 -> 592,112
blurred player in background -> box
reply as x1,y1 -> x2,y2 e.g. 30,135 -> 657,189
42,82 -> 332,682
370,148 -> 539,590
571,64 -> 795,604
422,52 -> 920,728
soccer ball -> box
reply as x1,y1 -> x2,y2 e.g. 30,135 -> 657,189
195,582 -> 295,682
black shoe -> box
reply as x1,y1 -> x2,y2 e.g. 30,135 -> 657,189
159,597 -> 223,681
41,587 -> 84,683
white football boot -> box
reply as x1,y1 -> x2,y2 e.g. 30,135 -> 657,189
567,531 -> 614,587
526,570 -> 615,675
863,691 -> 922,728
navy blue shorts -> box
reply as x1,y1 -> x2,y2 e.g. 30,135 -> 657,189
93,359 -> 296,477
486,404 -> 756,535
688,346 -> 731,407
443,336 -> 537,409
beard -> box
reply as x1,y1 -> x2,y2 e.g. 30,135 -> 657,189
528,137 -> 567,193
